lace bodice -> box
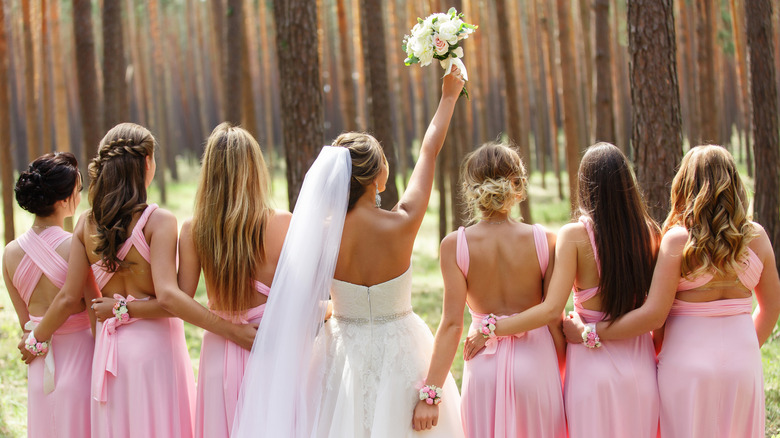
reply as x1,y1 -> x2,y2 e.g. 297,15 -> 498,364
330,266 -> 413,322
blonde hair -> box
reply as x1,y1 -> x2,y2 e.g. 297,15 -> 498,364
331,132 -> 387,211
664,145 -> 757,279
88,123 -> 156,272
461,142 -> 527,222
192,123 -> 272,313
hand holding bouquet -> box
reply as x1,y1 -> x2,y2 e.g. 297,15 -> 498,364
403,8 -> 477,97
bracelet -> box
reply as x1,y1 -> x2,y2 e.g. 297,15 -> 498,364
112,298 -> 130,324
480,314 -> 498,339
24,331 -> 50,356
419,384 -> 442,405
582,323 -> 602,349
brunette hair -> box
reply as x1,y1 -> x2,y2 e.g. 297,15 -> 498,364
192,123 -> 272,313
88,123 -> 156,272
664,145 -> 756,279
15,152 -> 80,217
331,132 -> 387,211
461,142 -> 527,222
578,143 -> 660,321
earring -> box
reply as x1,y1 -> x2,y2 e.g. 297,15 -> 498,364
375,184 -> 382,208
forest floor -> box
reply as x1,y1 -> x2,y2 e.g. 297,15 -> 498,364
0,157 -> 778,437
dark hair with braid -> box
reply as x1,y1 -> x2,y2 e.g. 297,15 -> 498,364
88,123 -> 156,272
15,152 -> 80,217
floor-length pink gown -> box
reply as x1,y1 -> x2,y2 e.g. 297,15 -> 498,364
90,204 -> 195,438
658,227 -> 765,438
194,281 -> 269,438
14,227 -> 94,438
458,224 -> 566,438
564,217 -> 659,438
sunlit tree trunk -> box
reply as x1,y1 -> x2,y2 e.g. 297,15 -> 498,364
0,0 -> 15,242
557,0 -> 583,212
628,0 -> 682,222
594,0 -> 615,143
148,0 -> 167,202
543,0 -> 563,200
747,0 -> 780,269
73,0 -> 102,181
103,0 -> 127,130
696,0 -> 718,144
336,0 -> 357,132
50,0 -> 70,154
21,0 -> 40,162
730,0 -> 753,177
528,0 -> 549,189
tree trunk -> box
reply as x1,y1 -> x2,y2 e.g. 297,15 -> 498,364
696,0 -> 719,144
39,0 -> 53,154
148,0 -> 167,202
542,0 -> 563,200
557,0 -> 583,213
336,0 -> 357,132
0,0 -> 15,242
73,0 -> 102,181
628,0 -> 683,223
360,0 -> 399,209
274,0 -> 324,209
242,0 -> 259,137
528,0 -> 549,189
222,0 -> 243,125
50,0 -> 70,153
594,0 -> 615,143
730,0 -> 753,177
578,0 -> 593,146
21,0 -> 40,162
746,0 -> 780,269
103,0 -> 127,130
351,0 -> 367,130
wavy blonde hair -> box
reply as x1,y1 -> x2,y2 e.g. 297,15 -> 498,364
192,123 -> 272,312
664,145 -> 757,279
461,142 -> 528,222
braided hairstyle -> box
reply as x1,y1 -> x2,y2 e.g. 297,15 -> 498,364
88,123 -> 156,272
15,152 -> 80,217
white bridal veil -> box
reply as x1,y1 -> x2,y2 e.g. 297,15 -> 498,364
232,146 -> 351,438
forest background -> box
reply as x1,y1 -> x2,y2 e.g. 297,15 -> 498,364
1,0 -> 780,436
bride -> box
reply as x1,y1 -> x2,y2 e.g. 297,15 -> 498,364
232,70 -> 466,437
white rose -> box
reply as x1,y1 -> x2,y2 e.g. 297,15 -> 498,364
418,45 -> 434,66
437,20 -> 460,45
452,46 -> 464,58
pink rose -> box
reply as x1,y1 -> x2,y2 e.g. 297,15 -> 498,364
488,317 -> 497,325
426,398 -> 434,405
433,34 -> 448,56
481,327 -> 490,335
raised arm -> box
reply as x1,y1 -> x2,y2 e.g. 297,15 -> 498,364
394,70 -> 464,230
413,233 -> 466,431
750,224 -> 780,347
462,223 -> 578,360
151,211 -> 257,350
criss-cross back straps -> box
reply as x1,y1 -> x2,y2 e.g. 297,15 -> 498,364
92,204 -> 159,289
456,225 -> 550,279
13,227 -> 71,304
456,227 -> 469,277
253,280 -> 271,297
579,216 -> 601,277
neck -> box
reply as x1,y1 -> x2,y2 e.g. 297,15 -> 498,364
32,214 -> 65,230
481,212 -> 509,223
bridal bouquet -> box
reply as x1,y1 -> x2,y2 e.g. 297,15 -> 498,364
402,8 -> 477,95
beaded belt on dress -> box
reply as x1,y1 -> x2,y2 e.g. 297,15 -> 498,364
334,309 -> 413,325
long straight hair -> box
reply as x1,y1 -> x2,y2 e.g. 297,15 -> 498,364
88,123 -> 155,272
664,145 -> 756,279
578,143 -> 660,321
192,123 -> 272,313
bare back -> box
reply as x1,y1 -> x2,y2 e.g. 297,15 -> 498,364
567,221 -> 603,312
460,222 -> 554,316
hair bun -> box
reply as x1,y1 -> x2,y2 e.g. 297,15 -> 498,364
15,153 -> 80,217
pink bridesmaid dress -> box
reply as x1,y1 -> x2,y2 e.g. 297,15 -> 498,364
564,217 -> 659,438
458,224 -> 566,438
90,204 -> 196,438
194,281 -> 269,438
658,228 -> 765,437
14,227 -> 94,438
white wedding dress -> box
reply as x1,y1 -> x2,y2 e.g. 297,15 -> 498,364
313,266 -> 464,438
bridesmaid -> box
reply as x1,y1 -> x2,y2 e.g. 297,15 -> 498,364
26,123 -> 246,437
465,143 -> 661,437
564,145 -> 780,437
4,152 -> 95,437
413,143 -> 566,437
175,124 -> 291,437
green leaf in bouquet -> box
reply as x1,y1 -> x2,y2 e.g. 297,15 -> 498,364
433,54 -> 448,61
462,23 -> 478,30
404,56 -> 420,66
448,7 -> 457,16
418,17 -> 423,24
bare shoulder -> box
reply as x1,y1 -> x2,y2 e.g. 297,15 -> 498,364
558,221 -> 587,242
269,209 -> 292,227
147,206 -> 177,229
440,230 -> 459,254
661,226 -> 689,249
179,218 -> 194,240
747,221 -> 773,260
3,239 -> 23,267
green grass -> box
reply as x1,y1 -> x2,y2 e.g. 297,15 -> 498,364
1,159 -> 779,437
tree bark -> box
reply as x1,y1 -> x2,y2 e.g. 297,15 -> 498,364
594,0 -> 615,143
223,0 -> 243,125
543,0 -> 563,200
73,0 -> 102,181
50,0 -> 70,154
628,0 -> 683,223
730,0 -> 753,177
746,0 -> 780,269
148,0 -> 167,202
557,0 -> 583,213
21,0 -> 40,162
696,0 -> 719,144
360,0 -> 399,209
336,0 -> 357,132
274,0 -> 324,209
40,0 -> 53,154
103,0 -> 127,130
0,0 -> 15,242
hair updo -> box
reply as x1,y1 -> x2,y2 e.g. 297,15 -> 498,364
15,152 -> 80,217
461,142 -> 527,221
331,132 -> 387,211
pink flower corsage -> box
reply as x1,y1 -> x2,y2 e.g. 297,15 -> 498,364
24,331 -> 49,356
419,383 -> 443,405
480,313 -> 498,339
582,323 -> 602,349
112,298 -> 130,325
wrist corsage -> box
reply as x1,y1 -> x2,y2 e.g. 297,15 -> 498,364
582,322 -> 602,349
24,331 -> 50,356
480,313 -> 498,339
419,384 -> 443,405
112,298 -> 130,325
